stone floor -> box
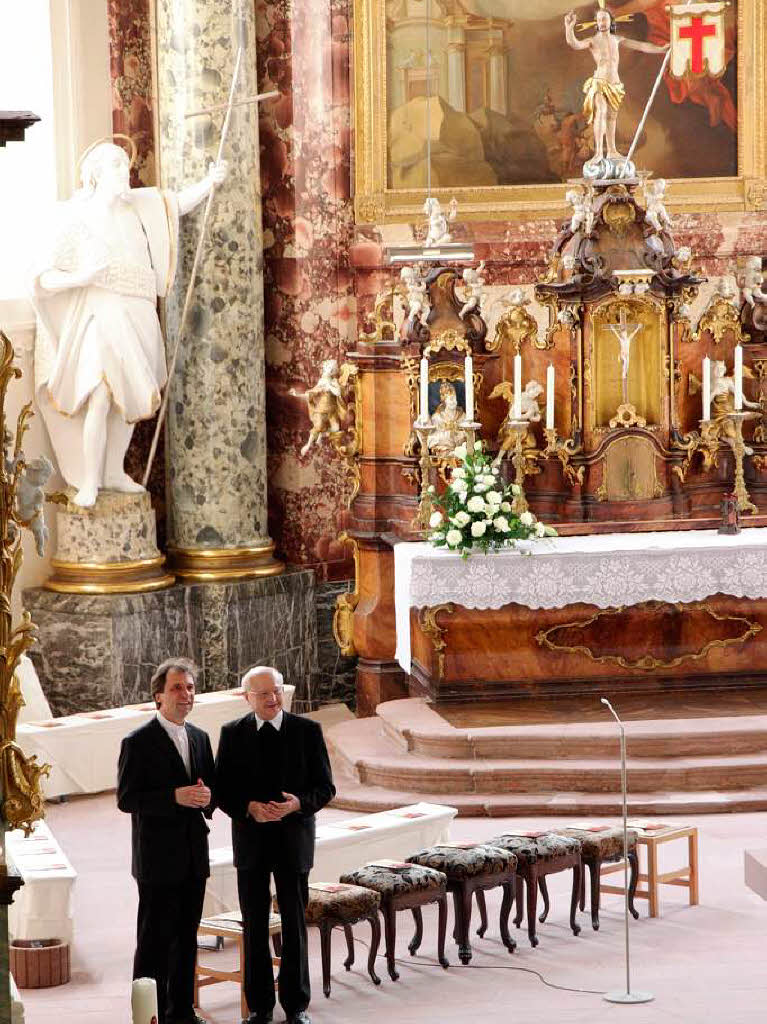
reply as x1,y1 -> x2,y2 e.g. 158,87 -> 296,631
18,794 -> 767,1024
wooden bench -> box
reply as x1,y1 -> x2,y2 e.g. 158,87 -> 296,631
194,910 -> 281,1018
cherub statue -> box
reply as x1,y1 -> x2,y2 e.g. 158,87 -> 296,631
710,358 -> 761,452
489,379 -> 544,466
291,359 -> 356,457
423,197 -> 458,247
400,265 -> 431,329
459,262 -> 486,319
15,456 -> 53,556
644,178 -> 673,235
505,286 -> 529,307
741,256 -> 767,308
565,187 -> 594,236
427,382 -> 466,456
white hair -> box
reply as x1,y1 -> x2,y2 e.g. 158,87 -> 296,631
241,665 -> 284,691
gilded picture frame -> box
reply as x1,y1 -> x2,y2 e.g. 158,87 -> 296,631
354,0 -> 766,223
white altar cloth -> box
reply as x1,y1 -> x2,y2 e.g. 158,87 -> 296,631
394,529 -> 767,672
202,801 -> 457,917
17,686 -> 294,801
7,820 -> 76,943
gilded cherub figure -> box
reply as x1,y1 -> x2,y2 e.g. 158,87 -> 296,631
291,359 -> 356,457
459,262 -> 486,319
710,358 -> 761,453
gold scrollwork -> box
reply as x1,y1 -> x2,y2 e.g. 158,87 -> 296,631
361,287 -> 399,342
692,293 -> 748,346
332,532 -> 360,657
609,403 -> 647,430
417,603 -> 455,682
424,328 -> 471,357
487,303 -> 539,354
535,602 -> 762,672
329,364 -> 363,507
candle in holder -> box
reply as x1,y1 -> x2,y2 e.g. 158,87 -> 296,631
132,978 -> 158,1024
546,363 -> 555,430
734,345 -> 743,411
419,357 -> 429,423
464,354 -> 474,421
513,353 -> 522,420
702,356 -> 711,421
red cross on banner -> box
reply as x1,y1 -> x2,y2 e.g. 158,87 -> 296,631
669,2 -> 727,79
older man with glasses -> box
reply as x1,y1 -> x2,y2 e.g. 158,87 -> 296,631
215,666 -> 335,1024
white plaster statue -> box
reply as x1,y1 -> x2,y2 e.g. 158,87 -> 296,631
741,256 -> 767,308
427,382 -> 466,456
506,287 -> 530,307
401,265 -> 431,328
423,197 -> 458,247
710,358 -> 761,453
290,358 -> 354,457
565,187 -> 594,236
29,142 -> 228,506
459,262 -> 485,319
644,178 -> 673,235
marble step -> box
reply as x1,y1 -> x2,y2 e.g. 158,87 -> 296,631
376,698 -> 767,760
327,717 -> 767,795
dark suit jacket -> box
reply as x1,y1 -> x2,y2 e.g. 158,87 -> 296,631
117,716 -> 215,884
214,711 -> 335,873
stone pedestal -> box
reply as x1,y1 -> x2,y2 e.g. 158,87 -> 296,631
45,490 -> 173,594
24,571 -> 317,716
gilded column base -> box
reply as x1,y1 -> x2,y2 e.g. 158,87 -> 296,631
167,543 -> 285,582
45,555 -> 176,594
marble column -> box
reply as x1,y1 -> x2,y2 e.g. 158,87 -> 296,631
489,46 -> 507,116
154,0 -> 282,580
447,44 -> 467,113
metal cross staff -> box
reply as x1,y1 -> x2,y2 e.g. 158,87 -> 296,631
142,4 -> 277,487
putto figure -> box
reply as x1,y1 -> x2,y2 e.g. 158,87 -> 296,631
423,196 -> 458,248
564,4 -> 668,173
291,359 -> 357,457
30,139 -> 227,507
459,262 -> 485,319
644,178 -> 673,235
401,265 -> 431,329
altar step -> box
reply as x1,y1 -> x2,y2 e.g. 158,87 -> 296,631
326,698 -> 767,817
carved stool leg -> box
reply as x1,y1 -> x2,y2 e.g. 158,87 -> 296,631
343,923 -> 355,969
367,913 -> 382,986
454,882 -> 473,964
570,862 -> 582,937
500,882 -> 516,954
628,850 -> 640,919
319,921 -> 333,998
476,888 -> 488,937
437,895 -> 449,969
272,931 -> 282,958
382,901 -> 399,982
513,874 -> 525,929
579,863 -> 586,912
526,870 -> 539,948
589,858 -> 601,931
409,907 -> 424,955
538,876 -> 550,923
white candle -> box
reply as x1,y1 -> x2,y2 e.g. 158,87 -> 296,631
546,363 -> 555,430
702,356 -> 711,421
734,345 -> 743,411
419,357 -> 429,423
464,354 -> 474,421
132,978 -> 158,1024
513,353 -> 522,420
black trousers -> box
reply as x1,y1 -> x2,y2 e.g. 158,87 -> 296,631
237,866 -> 310,1017
133,876 -> 207,1024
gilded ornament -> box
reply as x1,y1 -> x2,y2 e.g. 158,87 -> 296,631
417,603 -> 455,682
333,532 -> 360,656
424,328 -> 471,357
692,293 -> 748,346
488,303 -> 539,354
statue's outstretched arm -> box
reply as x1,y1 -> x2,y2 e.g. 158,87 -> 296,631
564,11 -> 590,50
620,38 -> 669,54
176,160 -> 229,216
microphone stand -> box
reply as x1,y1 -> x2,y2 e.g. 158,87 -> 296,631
601,697 -> 653,1005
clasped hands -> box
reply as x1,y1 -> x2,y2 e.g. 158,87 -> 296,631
175,778 -> 212,809
248,792 -> 300,823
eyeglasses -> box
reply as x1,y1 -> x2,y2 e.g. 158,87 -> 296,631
247,687 -> 284,699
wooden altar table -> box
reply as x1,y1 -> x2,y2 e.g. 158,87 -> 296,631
394,529 -> 767,702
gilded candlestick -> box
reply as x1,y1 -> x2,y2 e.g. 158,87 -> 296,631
414,419 -> 435,529
725,411 -> 758,514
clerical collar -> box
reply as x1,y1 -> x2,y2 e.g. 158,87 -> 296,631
255,710 -> 284,732
156,710 -> 187,737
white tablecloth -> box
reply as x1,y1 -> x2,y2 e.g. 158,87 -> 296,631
202,801 -> 457,917
394,529 -> 767,671
17,686 -> 295,800
7,821 -> 76,944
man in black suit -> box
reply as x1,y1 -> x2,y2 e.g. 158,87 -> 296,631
215,666 -> 335,1024
117,657 -> 215,1024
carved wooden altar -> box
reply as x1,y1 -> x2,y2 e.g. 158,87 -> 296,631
329,179 -> 767,713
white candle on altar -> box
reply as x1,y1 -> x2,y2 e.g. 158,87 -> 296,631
132,978 -> 158,1024
702,356 -> 711,421
546,363 -> 555,430
464,354 -> 474,421
419,357 -> 429,423
734,345 -> 743,411
513,353 -> 522,420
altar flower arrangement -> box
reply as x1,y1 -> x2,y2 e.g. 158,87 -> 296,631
428,441 -> 556,558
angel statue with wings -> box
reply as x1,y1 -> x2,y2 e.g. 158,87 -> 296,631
489,379 -> 545,467
291,359 -> 357,457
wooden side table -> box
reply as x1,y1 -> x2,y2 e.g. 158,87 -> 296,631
600,824 -> 699,918
194,910 -> 281,1018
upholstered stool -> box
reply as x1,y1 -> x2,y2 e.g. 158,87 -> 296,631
487,831 -> 582,947
305,882 -> 382,998
555,825 -> 639,930
405,842 -> 518,965
340,860 -> 449,981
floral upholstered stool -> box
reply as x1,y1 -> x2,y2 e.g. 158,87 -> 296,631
305,883 -> 382,998
487,831 -> 583,947
555,824 -> 639,930
405,842 -> 517,964
340,860 -> 449,981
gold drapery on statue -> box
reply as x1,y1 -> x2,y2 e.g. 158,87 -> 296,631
582,77 -> 626,124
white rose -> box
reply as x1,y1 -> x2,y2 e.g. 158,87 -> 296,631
535,521 -> 546,537
473,483 -> 488,493
446,529 -> 462,547
453,443 -> 467,460
467,495 -> 485,513
520,510 -> 534,526
493,515 -> 510,532
453,511 -> 471,527
427,485 -> 436,493
429,511 -> 444,528
474,440 -> 483,451
452,467 -> 466,479
492,467 -> 500,475
501,501 -> 512,512
471,521 -> 487,538
484,474 -> 497,485
451,478 -> 468,493
511,484 -> 522,496
486,491 -> 502,505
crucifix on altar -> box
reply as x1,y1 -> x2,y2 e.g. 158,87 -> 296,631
606,307 -> 642,406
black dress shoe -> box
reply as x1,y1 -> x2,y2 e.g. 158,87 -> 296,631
242,1013 -> 273,1024
287,1013 -> 311,1024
